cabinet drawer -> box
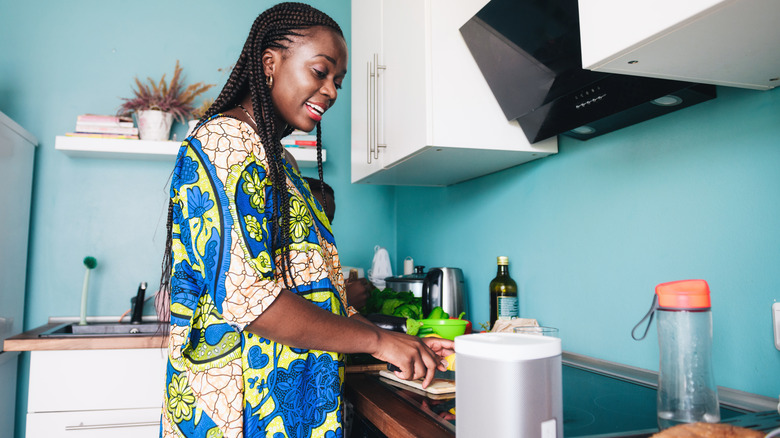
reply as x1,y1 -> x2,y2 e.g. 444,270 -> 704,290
28,349 -> 166,412
26,408 -> 160,438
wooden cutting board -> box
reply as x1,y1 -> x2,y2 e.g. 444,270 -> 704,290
345,363 -> 386,373
378,370 -> 456,394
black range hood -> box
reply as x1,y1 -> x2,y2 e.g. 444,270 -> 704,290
459,0 -> 716,143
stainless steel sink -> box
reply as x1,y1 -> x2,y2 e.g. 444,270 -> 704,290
39,322 -> 164,337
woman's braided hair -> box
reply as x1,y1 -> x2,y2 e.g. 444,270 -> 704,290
159,2 -> 343,316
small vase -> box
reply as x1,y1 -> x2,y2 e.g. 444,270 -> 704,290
136,110 -> 174,141
187,119 -> 199,137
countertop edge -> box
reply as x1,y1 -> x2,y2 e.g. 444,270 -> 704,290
5,322 -> 168,351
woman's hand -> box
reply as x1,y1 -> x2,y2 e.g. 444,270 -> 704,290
420,336 -> 456,361
345,278 -> 371,309
371,331 -> 455,389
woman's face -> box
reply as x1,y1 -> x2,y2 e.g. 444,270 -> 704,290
265,26 -> 348,134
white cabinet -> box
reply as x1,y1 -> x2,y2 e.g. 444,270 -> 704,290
26,348 -> 166,438
350,0 -> 557,187
351,0 -> 387,180
578,0 -> 780,90
26,409 -> 161,437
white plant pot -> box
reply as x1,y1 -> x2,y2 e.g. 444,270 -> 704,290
136,110 -> 174,141
187,119 -> 199,137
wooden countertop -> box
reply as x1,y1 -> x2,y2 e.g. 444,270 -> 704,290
4,322 -> 167,351
344,373 -> 455,438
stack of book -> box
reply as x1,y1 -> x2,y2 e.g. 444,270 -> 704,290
66,114 -> 139,139
281,130 -> 317,148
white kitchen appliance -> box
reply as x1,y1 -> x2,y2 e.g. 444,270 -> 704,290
456,332 -> 563,438
0,111 -> 37,437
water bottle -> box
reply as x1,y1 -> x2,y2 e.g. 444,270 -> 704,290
632,279 -> 720,430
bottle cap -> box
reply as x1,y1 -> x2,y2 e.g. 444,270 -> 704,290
655,279 -> 711,309
497,256 -> 509,265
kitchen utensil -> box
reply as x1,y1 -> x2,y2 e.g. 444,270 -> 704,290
456,332 -> 563,438
79,256 -> 98,326
418,318 -> 467,340
386,362 -> 456,381
385,265 -> 426,297
421,267 -> 468,319
130,282 -> 147,324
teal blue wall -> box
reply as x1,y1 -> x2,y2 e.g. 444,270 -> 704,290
396,85 -> 780,398
0,0 -> 393,330
1,1 -> 395,436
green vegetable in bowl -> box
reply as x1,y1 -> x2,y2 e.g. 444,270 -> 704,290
426,306 -> 449,320
405,318 -> 423,336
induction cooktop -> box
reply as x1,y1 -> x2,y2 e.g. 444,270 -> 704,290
374,352 -> 780,437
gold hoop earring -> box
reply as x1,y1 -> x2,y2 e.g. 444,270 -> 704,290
266,75 -> 274,89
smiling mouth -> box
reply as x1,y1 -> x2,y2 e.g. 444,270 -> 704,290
305,102 -> 325,121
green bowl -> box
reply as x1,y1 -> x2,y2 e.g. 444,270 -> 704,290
418,319 -> 468,340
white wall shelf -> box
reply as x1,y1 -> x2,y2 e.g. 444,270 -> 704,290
55,136 -> 325,167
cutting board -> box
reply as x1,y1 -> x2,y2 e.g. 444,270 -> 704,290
378,370 -> 456,394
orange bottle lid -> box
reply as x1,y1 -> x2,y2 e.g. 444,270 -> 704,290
655,279 -> 711,309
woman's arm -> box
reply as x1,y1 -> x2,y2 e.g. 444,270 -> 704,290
245,290 -> 453,388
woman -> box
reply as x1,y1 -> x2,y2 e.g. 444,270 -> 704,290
160,3 -> 454,437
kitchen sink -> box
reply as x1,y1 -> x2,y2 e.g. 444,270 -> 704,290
39,322 -> 164,337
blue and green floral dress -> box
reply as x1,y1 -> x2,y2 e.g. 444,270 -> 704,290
161,115 -> 355,438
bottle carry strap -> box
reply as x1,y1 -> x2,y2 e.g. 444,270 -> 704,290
631,295 -> 659,341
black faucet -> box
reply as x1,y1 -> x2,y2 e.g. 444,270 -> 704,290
130,282 -> 147,324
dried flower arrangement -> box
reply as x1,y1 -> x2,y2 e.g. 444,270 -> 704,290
118,61 -> 215,123
191,98 -> 214,120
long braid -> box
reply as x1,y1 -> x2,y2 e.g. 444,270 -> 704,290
315,122 -> 328,216
161,2 -> 343,301
157,199 -> 174,333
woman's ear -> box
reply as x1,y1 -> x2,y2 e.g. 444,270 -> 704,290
261,48 -> 278,79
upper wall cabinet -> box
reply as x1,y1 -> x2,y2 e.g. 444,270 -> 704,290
579,0 -> 780,90
351,0 -> 558,187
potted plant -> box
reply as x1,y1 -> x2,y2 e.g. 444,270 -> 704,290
118,60 -> 214,141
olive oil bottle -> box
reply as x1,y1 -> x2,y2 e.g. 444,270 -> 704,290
489,256 -> 518,328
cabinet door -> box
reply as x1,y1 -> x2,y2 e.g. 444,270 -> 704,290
381,0 -> 428,165
27,409 -> 160,438
578,0 -> 779,90
28,349 -> 166,413
351,0 -> 388,182
428,0 -> 542,149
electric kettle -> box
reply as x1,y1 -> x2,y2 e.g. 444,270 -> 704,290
422,267 -> 468,319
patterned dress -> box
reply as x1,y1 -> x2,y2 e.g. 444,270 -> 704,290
161,115 -> 354,438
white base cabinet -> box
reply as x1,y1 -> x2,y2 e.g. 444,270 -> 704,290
26,348 -> 166,438
351,0 -> 557,186
26,408 -> 160,437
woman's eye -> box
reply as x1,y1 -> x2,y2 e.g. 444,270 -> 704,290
335,82 -> 342,90
314,69 -> 327,79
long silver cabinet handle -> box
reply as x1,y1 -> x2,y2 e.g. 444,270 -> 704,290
366,61 -> 372,164
373,53 -> 386,160
66,421 -> 159,431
